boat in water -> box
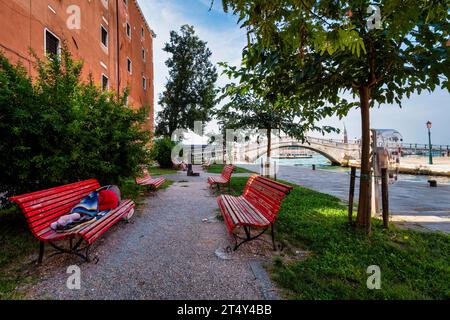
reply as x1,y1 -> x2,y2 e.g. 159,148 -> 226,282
273,147 -> 314,159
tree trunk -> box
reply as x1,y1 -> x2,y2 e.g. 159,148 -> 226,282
356,86 -> 372,232
223,132 -> 226,164
265,127 -> 272,177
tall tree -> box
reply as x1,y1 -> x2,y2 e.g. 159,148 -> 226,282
221,0 -> 450,231
217,59 -> 337,174
217,86 -> 303,174
156,25 -> 218,138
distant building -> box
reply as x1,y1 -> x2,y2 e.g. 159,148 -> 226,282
343,124 -> 348,144
0,0 -> 155,133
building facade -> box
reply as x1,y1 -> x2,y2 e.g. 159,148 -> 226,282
0,0 -> 155,132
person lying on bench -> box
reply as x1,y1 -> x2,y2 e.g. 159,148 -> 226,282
50,186 -> 120,232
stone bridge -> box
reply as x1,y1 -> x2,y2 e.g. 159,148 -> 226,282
192,135 -> 449,166
234,136 -> 361,165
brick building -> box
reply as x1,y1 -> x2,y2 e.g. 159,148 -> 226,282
0,0 -> 155,132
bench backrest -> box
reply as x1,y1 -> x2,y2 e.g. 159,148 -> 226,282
221,165 -> 235,181
243,175 -> 293,224
136,169 -> 152,184
9,179 -> 101,239
136,175 -> 152,185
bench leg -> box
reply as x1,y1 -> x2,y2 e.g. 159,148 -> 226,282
85,246 -> 91,263
271,224 -> 276,251
38,241 -> 45,264
244,226 -> 251,239
48,240 -> 92,263
233,227 -> 268,251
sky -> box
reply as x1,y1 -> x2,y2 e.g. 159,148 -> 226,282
137,0 -> 450,145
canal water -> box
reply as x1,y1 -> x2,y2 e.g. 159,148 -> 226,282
256,153 -> 450,185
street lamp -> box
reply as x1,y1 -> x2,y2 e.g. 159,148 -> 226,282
426,121 -> 433,165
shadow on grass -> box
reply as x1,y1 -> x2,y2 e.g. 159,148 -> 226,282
229,176 -> 450,300
0,207 -> 38,299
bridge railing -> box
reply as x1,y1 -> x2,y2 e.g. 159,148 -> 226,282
400,143 -> 450,151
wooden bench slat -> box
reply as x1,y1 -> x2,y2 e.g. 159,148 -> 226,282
28,198 -> 83,224
136,175 -> 166,189
10,179 -> 99,205
79,200 -> 133,237
208,165 -> 234,187
80,200 -> 135,244
140,177 -> 165,186
18,182 -> 100,210
222,195 -> 270,227
24,186 -> 99,218
37,226 -> 79,242
217,197 -> 237,233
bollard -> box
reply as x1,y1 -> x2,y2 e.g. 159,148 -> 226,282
187,164 -> 200,177
312,164 -> 316,171
381,168 -> 389,229
348,167 -> 356,224
274,161 -> 277,181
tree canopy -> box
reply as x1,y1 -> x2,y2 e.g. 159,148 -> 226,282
217,56 -> 339,166
220,0 -> 450,230
156,25 -> 218,138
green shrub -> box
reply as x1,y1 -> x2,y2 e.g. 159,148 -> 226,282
0,48 -> 151,198
151,138 -> 176,168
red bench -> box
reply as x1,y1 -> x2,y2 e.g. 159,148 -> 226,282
207,165 -> 235,191
217,175 -> 293,250
9,179 -> 135,263
136,175 -> 166,189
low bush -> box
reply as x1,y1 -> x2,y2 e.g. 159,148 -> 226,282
150,138 -> 176,168
0,48 -> 151,199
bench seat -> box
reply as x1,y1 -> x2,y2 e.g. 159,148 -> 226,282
218,195 -> 271,232
136,175 -> 166,189
217,175 -> 293,250
207,165 -> 234,190
208,176 -> 229,185
34,200 -> 134,244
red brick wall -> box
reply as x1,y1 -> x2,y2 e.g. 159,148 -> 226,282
0,0 -> 154,133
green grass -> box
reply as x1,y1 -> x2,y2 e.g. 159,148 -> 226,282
148,166 -> 178,176
118,177 -> 148,203
0,207 -> 39,299
207,164 -> 256,174
229,176 -> 450,300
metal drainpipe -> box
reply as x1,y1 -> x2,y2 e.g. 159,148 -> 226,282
116,0 -> 120,95
29,0 -> 32,74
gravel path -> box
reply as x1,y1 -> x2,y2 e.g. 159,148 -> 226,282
24,169 -> 277,300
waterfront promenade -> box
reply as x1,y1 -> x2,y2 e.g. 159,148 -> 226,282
240,164 -> 450,233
